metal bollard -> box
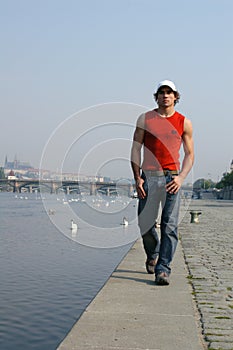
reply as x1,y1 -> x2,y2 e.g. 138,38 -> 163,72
190,210 -> 202,223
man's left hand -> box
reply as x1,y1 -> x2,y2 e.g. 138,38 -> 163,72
166,175 -> 183,194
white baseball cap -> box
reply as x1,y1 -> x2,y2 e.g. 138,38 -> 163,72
155,80 -> 177,93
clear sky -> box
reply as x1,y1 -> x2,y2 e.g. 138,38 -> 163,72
1,0 -> 233,182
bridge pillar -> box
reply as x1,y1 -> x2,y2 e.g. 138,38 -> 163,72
13,181 -> 21,193
50,181 -> 58,194
106,187 -> 110,196
66,186 -> 70,195
29,185 -> 33,193
90,183 -> 97,196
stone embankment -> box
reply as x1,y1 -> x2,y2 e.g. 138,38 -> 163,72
179,199 -> 233,350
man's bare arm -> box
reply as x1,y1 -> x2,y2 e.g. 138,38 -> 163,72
179,118 -> 194,179
130,114 -> 146,198
166,118 -> 194,194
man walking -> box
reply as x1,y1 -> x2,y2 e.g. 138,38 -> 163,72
131,80 -> 194,285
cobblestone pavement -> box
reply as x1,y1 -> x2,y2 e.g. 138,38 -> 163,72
179,199 -> 233,350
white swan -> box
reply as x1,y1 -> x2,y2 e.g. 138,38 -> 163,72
122,217 -> 129,227
71,219 -> 78,230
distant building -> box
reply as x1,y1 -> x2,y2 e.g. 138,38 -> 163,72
4,155 -> 33,171
7,170 -> 17,180
4,155 -> 35,179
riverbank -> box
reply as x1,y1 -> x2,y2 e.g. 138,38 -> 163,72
58,199 -> 233,350
57,202 -> 208,350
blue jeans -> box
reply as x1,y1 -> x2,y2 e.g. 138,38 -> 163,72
138,171 -> 181,275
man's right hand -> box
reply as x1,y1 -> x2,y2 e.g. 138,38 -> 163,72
136,178 -> 146,199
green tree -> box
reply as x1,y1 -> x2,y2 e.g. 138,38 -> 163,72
216,171 -> 233,188
0,167 -> 6,179
193,178 -> 216,190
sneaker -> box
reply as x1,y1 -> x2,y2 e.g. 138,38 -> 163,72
145,258 -> 158,274
155,271 -> 170,285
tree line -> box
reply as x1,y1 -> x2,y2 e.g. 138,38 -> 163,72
216,170 -> 233,189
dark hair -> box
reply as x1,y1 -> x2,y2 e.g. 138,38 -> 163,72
154,89 -> 180,105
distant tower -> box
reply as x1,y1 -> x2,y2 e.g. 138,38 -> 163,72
14,154 -> 18,169
4,155 -> 8,168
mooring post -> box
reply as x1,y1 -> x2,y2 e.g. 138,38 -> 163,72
190,210 -> 202,223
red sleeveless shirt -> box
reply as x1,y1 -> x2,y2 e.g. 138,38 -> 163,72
142,110 -> 185,171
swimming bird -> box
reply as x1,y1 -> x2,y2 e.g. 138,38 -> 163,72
122,217 -> 129,227
71,219 -> 78,231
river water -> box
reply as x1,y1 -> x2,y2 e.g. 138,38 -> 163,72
0,192 -> 139,350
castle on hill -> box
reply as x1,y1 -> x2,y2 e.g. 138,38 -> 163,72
3,155 -> 37,179
4,155 -> 33,171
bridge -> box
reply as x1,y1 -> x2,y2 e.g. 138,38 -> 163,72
0,178 -> 135,196
0,178 -> 194,198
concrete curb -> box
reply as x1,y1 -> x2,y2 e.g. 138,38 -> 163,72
57,237 -> 204,350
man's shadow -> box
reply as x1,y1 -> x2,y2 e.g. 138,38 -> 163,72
111,268 -> 155,285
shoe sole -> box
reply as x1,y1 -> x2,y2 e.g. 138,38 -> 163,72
155,276 -> 170,286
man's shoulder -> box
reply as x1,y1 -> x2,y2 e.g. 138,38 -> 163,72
144,109 -> 156,120
175,111 -> 192,126
136,112 -> 146,128
174,111 -> 186,120
137,109 -> 154,121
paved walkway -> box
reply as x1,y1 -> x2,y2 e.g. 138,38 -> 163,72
179,199 -> 233,350
57,202 -> 210,350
